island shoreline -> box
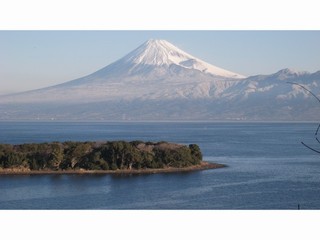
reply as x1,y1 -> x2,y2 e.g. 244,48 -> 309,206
0,161 -> 226,176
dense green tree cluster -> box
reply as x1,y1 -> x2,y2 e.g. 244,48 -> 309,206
0,141 -> 202,171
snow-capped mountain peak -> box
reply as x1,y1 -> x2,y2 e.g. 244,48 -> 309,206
2,39 -> 319,122
120,39 -> 245,79
123,39 -> 190,66
273,68 -> 309,80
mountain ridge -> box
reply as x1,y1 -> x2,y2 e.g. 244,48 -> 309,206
0,39 -> 319,121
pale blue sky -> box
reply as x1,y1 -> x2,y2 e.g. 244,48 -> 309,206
1,31 -> 320,94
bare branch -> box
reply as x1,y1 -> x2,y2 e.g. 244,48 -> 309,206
287,82 -> 320,103
287,82 -> 320,153
316,124 -> 320,136
301,142 -> 320,154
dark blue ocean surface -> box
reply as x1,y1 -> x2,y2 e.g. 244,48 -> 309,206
0,122 -> 320,209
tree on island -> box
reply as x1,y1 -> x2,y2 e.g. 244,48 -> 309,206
0,141 -> 203,172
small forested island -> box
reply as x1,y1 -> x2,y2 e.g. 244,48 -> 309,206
0,141 -> 225,175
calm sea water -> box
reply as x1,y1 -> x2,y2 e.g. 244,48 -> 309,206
0,122 -> 320,209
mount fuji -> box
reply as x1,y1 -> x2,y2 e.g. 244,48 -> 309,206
1,39 -> 320,121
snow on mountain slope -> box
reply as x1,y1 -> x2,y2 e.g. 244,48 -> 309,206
221,68 -> 319,100
1,39 -> 320,121
62,39 -> 245,85
0,39 -> 245,103
119,39 -> 245,78
245,68 -> 315,97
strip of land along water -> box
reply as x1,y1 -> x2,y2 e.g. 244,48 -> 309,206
0,140 -> 225,175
